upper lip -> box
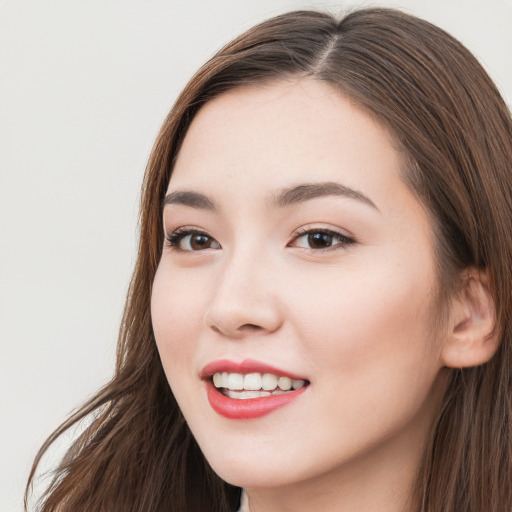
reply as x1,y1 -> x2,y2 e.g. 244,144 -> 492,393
200,358 -> 308,381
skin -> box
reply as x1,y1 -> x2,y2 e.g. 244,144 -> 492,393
151,79 -> 452,512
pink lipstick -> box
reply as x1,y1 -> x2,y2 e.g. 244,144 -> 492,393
201,359 -> 309,420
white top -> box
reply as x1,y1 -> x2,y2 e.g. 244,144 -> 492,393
237,490 -> 250,512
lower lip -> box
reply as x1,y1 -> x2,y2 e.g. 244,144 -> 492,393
205,380 -> 307,419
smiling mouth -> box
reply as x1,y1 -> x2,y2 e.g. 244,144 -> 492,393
212,372 -> 309,399
201,360 -> 310,418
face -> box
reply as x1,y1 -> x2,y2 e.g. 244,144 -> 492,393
151,79 -> 448,493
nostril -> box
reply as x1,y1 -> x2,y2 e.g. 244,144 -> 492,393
241,323 -> 263,331
208,322 -> 265,338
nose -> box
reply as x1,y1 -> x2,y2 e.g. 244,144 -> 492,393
203,249 -> 283,339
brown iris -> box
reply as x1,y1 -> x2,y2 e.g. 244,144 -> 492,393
307,232 -> 334,249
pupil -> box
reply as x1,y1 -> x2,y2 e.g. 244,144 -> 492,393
308,232 -> 332,248
191,234 -> 210,249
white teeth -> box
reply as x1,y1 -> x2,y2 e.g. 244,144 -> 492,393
244,373 -> 262,390
292,379 -> 305,390
213,373 -> 222,388
278,376 -> 292,391
227,373 -> 244,390
212,372 -> 307,393
227,390 -> 271,399
261,373 -> 278,391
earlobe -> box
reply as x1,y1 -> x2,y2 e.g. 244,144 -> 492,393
441,269 -> 500,369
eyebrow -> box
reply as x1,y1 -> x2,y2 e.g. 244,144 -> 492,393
163,190 -> 217,210
271,182 -> 380,211
163,181 -> 379,213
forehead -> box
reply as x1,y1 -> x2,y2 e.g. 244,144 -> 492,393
169,79 -> 413,216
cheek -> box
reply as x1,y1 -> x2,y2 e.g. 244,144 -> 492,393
284,252 -> 441,382
278,259 -> 445,464
150,263 -> 208,377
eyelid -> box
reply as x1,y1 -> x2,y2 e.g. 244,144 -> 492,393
165,226 -> 221,252
289,226 -> 356,251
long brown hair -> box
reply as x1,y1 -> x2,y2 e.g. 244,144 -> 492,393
27,8 -> 512,511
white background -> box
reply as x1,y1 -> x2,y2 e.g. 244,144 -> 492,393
1,1 -> 511,510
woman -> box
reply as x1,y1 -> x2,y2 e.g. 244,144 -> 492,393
27,7 -> 512,512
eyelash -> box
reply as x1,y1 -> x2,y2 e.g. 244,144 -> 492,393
165,227 -> 219,252
165,227 -> 355,252
290,227 -> 355,251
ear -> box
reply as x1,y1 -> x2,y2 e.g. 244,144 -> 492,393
441,269 -> 499,368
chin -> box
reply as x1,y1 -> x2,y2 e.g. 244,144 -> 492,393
199,440 -> 314,490
211,462 -> 297,489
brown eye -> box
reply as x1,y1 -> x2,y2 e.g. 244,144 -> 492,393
307,232 -> 334,249
292,229 -> 354,251
180,233 -> 221,251
166,230 -> 221,251
187,234 -> 214,250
